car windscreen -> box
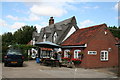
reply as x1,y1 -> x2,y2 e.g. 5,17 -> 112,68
7,50 -> 22,55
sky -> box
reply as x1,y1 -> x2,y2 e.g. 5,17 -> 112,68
0,0 -> 119,35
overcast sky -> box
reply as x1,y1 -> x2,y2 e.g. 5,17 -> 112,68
0,0 -> 119,34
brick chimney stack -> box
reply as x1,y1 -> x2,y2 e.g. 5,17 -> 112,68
49,17 -> 54,25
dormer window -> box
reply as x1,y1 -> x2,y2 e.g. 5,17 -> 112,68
33,38 -> 35,45
53,32 -> 58,43
43,34 -> 46,42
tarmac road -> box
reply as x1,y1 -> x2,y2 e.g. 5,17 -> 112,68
1,61 -> 118,78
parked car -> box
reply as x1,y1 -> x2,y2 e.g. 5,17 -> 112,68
4,49 -> 24,67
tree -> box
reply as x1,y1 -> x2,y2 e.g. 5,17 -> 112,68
119,26 -> 120,29
13,25 -> 36,44
2,32 -> 14,46
108,26 -> 120,39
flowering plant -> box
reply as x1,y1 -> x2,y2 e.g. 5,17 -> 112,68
62,57 -> 70,61
71,58 -> 82,64
61,57 -> 70,64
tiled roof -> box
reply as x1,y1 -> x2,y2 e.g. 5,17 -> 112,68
36,16 -> 79,44
61,24 -> 107,46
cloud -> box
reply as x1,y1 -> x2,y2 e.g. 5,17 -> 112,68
6,15 -> 19,21
30,3 -> 67,17
28,1 -> 78,17
2,0 -> 76,2
0,19 -> 26,34
2,0 -> 119,2
94,6 -> 99,9
84,6 -> 99,9
114,3 -> 118,10
34,21 -> 48,32
6,1 -> 77,23
79,20 -> 94,28
0,19 -> 8,27
114,2 -> 120,11
27,14 -> 41,21
6,14 -> 40,21
10,22 -> 26,29
28,13 -> 40,21
0,19 -> 8,34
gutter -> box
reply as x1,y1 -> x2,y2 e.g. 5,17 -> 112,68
61,44 -> 87,48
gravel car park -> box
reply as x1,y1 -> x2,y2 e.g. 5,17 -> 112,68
2,60 -> 118,78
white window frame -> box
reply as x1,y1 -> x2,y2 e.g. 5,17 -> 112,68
43,34 -> 46,42
53,32 -> 58,43
88,51 -> 97,55
64,50 -> 70,58
100,50 -> 108,61
74,50 -> 81,59
33,38 -> 35,45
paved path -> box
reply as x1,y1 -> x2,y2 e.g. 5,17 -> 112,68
2,61 -> 118,78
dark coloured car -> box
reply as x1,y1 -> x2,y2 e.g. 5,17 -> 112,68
4,49 -> 24,67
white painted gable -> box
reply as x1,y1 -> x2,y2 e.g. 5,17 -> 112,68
53,32 -> 58,42
62,26 -> 76,42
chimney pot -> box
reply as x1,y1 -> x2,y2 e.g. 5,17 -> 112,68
49,17 -> 54,25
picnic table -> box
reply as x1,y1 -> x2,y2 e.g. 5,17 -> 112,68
43,59 -> 61,67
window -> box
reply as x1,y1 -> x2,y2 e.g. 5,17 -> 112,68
43,34 -> 46,42
64,50 -> 70,58
88,51 -> 97,55
100,50 -> 108,61
74,50 -> 81,59
33,38 -> 35,45
53,32 -> 58,43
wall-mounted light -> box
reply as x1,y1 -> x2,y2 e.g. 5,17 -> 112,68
104,28 -> 108,35
108,48 -> 112,52
105,31 -> 107,35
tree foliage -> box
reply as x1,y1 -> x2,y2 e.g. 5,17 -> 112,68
2,25 -> 37,46
14,25 -> 36,44
2,32 -> 13,46
2,25 -> 37,61
108,26 -> 120,39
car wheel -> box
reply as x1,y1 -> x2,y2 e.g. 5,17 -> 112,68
4,63 -> 8,67
19,63 -> 23,67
